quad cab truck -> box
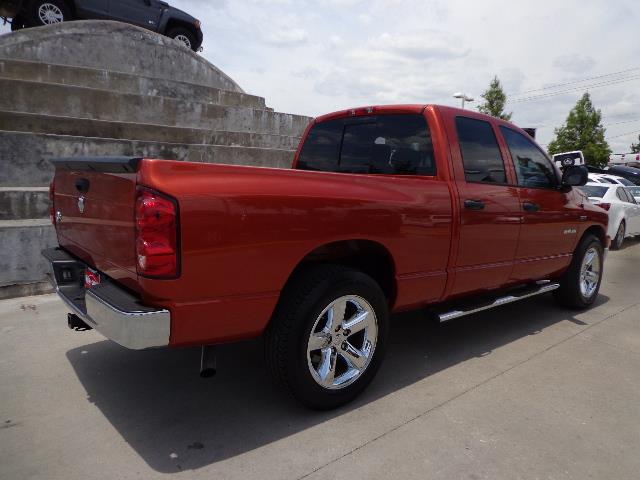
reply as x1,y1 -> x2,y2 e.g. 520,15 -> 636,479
43,105 -> 609,409
0,0 -> 203,51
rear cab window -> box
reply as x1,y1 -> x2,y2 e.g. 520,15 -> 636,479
297,114 -> 435,176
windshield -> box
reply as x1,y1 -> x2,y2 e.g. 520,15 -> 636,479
579,185 -> 609,198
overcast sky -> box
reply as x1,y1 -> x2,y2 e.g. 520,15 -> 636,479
2,0 -> 638,152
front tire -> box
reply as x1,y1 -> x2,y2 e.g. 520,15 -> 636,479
167,27 -> 197,51
28,0 -> 72,27
265,265 -> 389,410
611,221 -> 625,250
554,234 -> 604,309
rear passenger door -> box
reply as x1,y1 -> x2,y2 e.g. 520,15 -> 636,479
499,126 -> 580,281
76,0 -> 110,18
446,115 -> 522,296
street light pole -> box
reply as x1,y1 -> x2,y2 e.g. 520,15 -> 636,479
453,92 -> 474,109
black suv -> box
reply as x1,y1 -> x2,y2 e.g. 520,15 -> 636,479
1,0 -> 203,51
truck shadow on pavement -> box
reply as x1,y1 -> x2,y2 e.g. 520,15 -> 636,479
65,293 -> 608,473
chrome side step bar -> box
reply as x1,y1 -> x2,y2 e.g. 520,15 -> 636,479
437,282 -> 560,323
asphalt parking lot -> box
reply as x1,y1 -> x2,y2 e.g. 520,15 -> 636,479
1,241 -> 639,480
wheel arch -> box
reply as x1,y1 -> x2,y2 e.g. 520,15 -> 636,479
581,224 -> 608,248
164,18 -> 197,36
280,239 -> 397,308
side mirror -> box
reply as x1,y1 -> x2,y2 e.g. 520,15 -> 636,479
561,165 -> 588,187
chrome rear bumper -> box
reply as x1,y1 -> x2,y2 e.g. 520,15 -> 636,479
42,248 -> 170,350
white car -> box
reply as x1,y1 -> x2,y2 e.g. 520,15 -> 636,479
579,183 -> 640,249
587,172 -> 636,186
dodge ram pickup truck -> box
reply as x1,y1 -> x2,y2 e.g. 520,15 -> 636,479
43,105 -> 608,409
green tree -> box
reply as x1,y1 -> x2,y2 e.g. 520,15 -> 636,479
547,92 -> 611,168
477,76 -> 512,121
631,134 -> 640,153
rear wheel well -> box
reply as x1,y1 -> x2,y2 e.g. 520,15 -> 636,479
283,240 -> 396,307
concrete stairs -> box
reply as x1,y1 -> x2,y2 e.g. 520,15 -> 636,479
0,21 -> 312,298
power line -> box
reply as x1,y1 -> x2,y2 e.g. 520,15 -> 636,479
510,66 -> 640,97
607,129 -> 640,140
507,74 -> 640,103
602,118 -> 640,127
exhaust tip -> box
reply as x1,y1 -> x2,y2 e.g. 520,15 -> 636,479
200,367 -> 217,378
67,313 -> 92,331
200,345 -> 217,378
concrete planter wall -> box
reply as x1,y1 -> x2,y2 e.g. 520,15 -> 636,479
0,20 -> 312,299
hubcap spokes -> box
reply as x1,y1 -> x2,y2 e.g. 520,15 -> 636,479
175,35 -> 191,48
307,295 -> 377,390
39,4 -> 63,24
580,247 -> 601,298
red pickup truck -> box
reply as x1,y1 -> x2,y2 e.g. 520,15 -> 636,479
43,105 -> 608,409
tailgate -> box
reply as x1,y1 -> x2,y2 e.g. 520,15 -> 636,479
52,157 -> 140,288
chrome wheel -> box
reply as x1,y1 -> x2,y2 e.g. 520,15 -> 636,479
307,295 -> 378,390
579,246 -> 601,298
174,34 -> 192,49
38,3 -> 64,24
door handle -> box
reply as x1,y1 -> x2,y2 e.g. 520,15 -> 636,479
75,178 -> 90,193
464,199 -> 485,210
523,202 -> 539,212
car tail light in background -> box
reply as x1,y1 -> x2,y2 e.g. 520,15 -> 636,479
84,268 -> 101,289
135,187 -> 179,278
49,179 -> 55,225
597,202 -> 611,211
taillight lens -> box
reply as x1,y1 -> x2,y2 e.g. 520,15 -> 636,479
49,179 -> 55,225
135,187 -> 179,278
598,202 -> 611,211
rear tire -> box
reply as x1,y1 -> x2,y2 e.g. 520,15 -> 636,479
554,234 -> 604,309
167,27 -> 197,51
611,221 -> 625,250
265,265 -> 389,410
28,0 -> 72,27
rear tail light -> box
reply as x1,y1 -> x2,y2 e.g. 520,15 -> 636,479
49,179 -> 55,225
135,187 -> 179,278
598,202 -> 611,211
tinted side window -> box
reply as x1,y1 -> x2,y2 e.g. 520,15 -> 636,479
370,115 -> 435,175
500,127 -> 558,189
455,117 -> 506,184
296,120 -> 343,171
340,122 -> 378,172
297,114 -> 435,175
617,187 -> 634,203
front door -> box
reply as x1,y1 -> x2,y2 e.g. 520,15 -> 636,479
108,0 -> 162,30
499,126 -> 580,281
445,114 -> 522,296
